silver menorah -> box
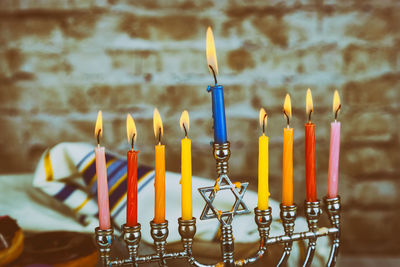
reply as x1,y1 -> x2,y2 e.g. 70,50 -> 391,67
95,141 -> 341,266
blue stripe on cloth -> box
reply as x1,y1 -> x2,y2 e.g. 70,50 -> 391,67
108,161 -> 127,187
82,153 -> 115,185
54,184 -> 77,201
109,178 -> 127,210
106,160 -> 125,181
76,151 -> 94,170
89,161 -> 127,195
107,160 -> 126,182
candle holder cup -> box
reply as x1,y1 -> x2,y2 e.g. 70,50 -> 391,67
94,142 -> 341,266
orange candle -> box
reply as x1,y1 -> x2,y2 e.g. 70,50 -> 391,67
153,108 -> 165,224
282,94 -> 294,206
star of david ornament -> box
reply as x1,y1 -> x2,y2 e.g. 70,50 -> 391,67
198,174 -> 250,225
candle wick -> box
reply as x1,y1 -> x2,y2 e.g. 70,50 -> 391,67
208,65 -> 218,86
97,129 -> 101,146
335,104 -> 341,121
283,110 -> 290,128
158,127 -> 162,145
262,113 -> 267,134
308,109 -> 312,123
182,123 -> 188,138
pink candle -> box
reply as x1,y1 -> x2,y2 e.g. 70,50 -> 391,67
94,111 -> 111,229
327,91 -> 341,199
95,147 -> 111,229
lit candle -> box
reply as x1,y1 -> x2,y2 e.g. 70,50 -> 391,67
153,108 -> 165,224
94,111 -> 111,230
206,27 -> 227,144
258,108 -> 269,210
126,114 -> 139,227
305,89 -> 317,202
180,110 -> 192,220
282,94 -> 294,206
327,90 -> 341,199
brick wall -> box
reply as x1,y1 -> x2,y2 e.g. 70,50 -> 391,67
0,0 -> 399,256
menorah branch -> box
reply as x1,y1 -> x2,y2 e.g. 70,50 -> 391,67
122,223 -> 141,265
277,204 -> 297,267
150,220 -> 169,266
95,227 -> 113,266
324,196 -> 341,267
303,200 -> 322,267
235,207 -> 272,266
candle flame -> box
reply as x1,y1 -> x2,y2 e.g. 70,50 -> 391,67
95,110 -> 103,142
283,93 -> 292,119
126,114 -> 137,147
179,110 -> 190,136
153,108 -> 163,143
306,88 -> 313,121
333,90 -> 341,113
206,27 -> 218,76
333,90 -> 341,119
259,108 -> 268,133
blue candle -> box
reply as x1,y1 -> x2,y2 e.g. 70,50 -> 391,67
207,85 -> 227,144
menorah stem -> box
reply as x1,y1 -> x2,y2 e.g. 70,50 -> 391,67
95,227 -> 113,266
277,204 -> 297,267
302,201 -> 322,267
213,142 -> 230,176
150,220 -> 169,266
122,223 -> 141,266
324,197 -> 341,267
178,217 -> 196,257
221,223 -> 235,267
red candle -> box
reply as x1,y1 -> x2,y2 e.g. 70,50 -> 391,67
305,89 -> 317,202
127,150 -> 139,226
126,114 -> 139,226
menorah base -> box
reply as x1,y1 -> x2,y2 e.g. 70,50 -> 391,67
94,196 -> 341,267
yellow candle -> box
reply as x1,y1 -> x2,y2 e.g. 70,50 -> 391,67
153,108 -> 165,224
258,108 -> 269,210
282,94 -> 294,206
180,111 -> 192,220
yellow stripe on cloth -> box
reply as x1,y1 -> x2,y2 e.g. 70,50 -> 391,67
80,157 -> 95,173
44,150 -> 54,182
88,158 -> 117,187
138,170 -> 154,184
73,196 -> 91,213
111,192 -> 127,213
109,174 -> 127,195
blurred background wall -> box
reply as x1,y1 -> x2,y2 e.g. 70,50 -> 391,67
0,0 -> 399,261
